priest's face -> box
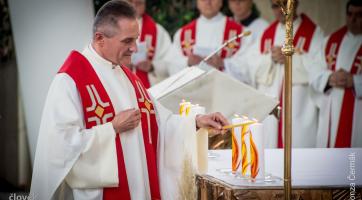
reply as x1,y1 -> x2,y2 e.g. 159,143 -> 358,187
228,0 -> 253,20
347,4 -> 362,35
96,18 -> 139,66
197,0 -> 223,19
128,0 -> 146,18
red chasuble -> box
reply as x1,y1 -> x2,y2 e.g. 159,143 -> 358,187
135,14 -> 158,89
58,51 -> 161,199
325,26 -> 362,147
260,14 -> 317,148
180,17 -> 243,58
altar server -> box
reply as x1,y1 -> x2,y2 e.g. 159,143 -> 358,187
252,0 -> 324,148
311,0 -> 362,148
167,0 -> 254,84
128,0 -> 172,88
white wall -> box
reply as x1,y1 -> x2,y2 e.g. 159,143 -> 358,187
8,0 -> 95,163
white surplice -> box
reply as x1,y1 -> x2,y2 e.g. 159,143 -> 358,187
166,13 -> 254,84
136,17 -> 172,85
310,31 -> 362,147
244,17 -> 269,39
251,15 -> 325,148
30,44 -> 196,200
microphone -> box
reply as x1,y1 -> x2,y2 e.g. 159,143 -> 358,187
202,31 -> 252,62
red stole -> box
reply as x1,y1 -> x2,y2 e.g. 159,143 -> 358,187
260,13 -> 316,54
58,51 -> 161,199
325,26 -> 362,147
260,14 -> 317,148
180,17 -> 242,58
135,14 -> 158,89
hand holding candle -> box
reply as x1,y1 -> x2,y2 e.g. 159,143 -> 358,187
195,112 -> 229,135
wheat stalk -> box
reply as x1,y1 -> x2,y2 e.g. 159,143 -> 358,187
178,154 -> 197,200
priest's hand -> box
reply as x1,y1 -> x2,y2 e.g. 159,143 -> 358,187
187,54 -> 203,66
111,108 -> 141,133
195,112 -> 230,135
206,55 -> 225,71
135,60 -> 153,72
328,69 -> 354,89
271,46 -> 285,64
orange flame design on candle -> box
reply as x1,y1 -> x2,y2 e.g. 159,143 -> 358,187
231,128 -> 240,172
250,132 -> 259,179
241,125 -> 250,175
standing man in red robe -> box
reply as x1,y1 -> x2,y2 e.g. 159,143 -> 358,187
251,0 -> 325,148
311,0 -> 362,148
167,0 -> 255,84
128,0 -> 172,88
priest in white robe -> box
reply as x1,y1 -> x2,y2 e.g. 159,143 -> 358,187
30,1 -> 229,199
166,0 -> 254,84
228,0 -> 269,39
250,0 -> 324,148
310,0 -> 362,148
128,0 -> 172,88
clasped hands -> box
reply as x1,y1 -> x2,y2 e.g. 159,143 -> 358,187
111,108 -> 229,135
328,68 -> 354,89
271,46 -> 285,65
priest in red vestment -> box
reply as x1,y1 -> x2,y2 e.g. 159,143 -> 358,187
311,0 -> 362,148
128,0 -> 172,88
30,1 -> 229,199
250,0 -> 324,148
167,0 -> 255,84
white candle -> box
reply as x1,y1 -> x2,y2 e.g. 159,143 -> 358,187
190,105 -> 209,174
249,122 -> 264,179
231,115 -> 244,174
240,116 -> 252,177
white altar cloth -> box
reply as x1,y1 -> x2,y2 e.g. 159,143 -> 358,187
207,148 -> 362,188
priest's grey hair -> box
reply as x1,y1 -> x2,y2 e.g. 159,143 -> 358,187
93,0 -> 136,38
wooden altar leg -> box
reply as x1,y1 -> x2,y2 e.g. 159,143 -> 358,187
199,177 -> 208,200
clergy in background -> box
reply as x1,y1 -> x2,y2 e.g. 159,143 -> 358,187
251,0 -> 324,148
167,0 -> 255,84
228,0 -> 269,39
128,0 -> 172,88
30,1 -> 229,199
311,0 -> 362,148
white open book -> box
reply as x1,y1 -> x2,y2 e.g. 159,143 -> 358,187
149,66 -> 279,121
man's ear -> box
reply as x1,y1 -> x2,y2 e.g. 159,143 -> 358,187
94,32 -> 105,47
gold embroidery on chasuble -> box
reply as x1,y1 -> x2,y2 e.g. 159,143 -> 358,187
85,84 -> 113,125
182,30 -> 195,55
326,43 -> 338,70
135,80 -> 155,144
